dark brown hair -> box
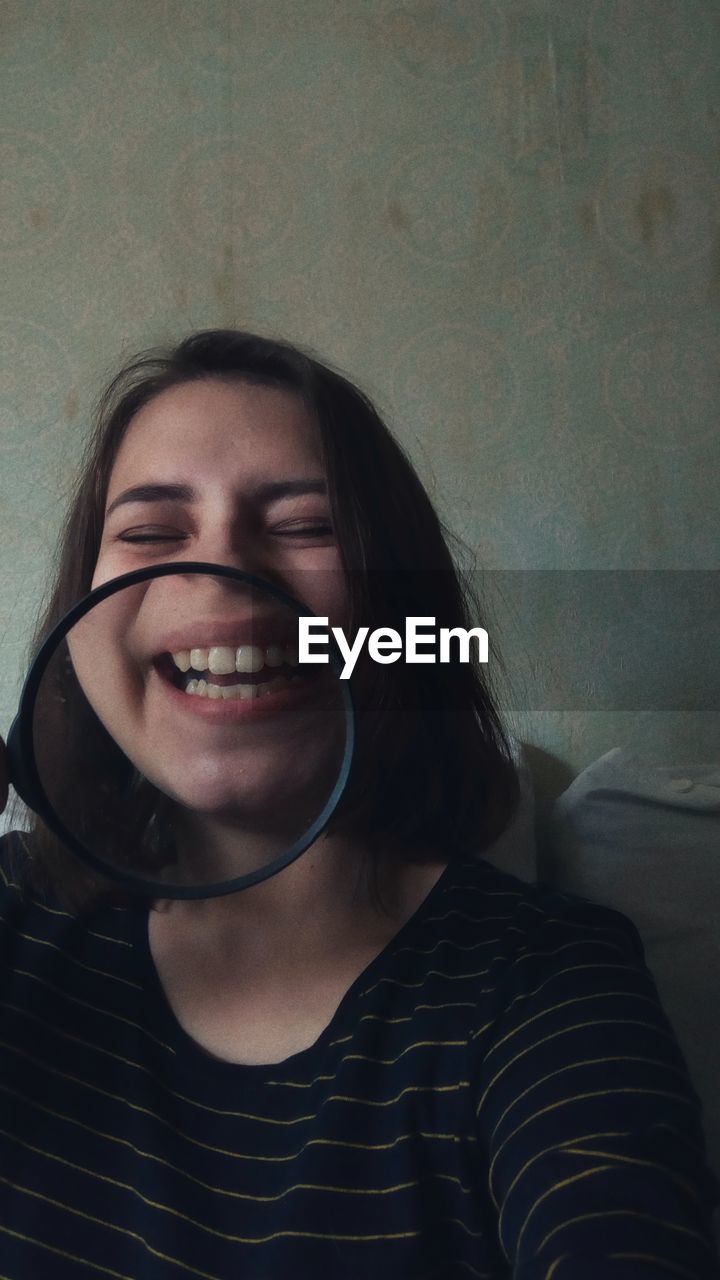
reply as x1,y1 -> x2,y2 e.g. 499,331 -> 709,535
15,329 -> 519,911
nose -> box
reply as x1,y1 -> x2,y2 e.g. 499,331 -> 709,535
167,566 -> 298,631
188,525 -> 260,575
172,527 -> 288,601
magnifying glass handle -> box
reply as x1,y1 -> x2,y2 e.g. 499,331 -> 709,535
5,715 -> 41,813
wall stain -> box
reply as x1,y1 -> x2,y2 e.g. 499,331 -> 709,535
174,284 -> 189,309
636,184 -> 676,248
708,223 -> 720,302
577,200 -> 597,235
387,200 -> 411,233
211,245 -> 236,319
64,391 -> 79,420
30,206 -> 51,230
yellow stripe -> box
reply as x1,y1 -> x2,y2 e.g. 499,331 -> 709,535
0,1081 -> 458,1187
478,1022 -> 682,1116
311,1130 -> 463,1150
537,1208 -> 707,1253
485,1053 -> 686,1142
262,998 -> 477,1062
502,966 -> 663,1024
360,967 -> 491,999
342,1038 -> 466,1066
266,1074 -> 336,1089
3,1178 -> 423,1247
261,1040 -> 467,1093
327,1082 -> 469,1107
13,894 -> 132,946
496,1130 -> 627,1214
511,1163 -> 613,1255
495,1130 -> 701,1225
4,998 -> 426,1124
512,938 -> 624,968
0,1224 -> 135,1280
9,965 -> 176,1053
477,984 -> 672,1057
425,909 -> 508,925
471,972 -> 648,1043
394,933 -> 506,957
415,1000 -> 476,1011
11,895 -> 74,920
530,912 -> 637,946
434,1172 -> 473,1195
0,1038 -> 317,1137
456,1262 -> 492,1278
488,1087 -> 693,1206
0,1174 -> 224,1279
0,1125 -> 425,1226
559,1145 -> 698,1201
90,928 -> 133,947
5,924 -> 141,989
440,1216 -> 484,1239
545,1256 -> 568,1278
1,1000 -> 157,1077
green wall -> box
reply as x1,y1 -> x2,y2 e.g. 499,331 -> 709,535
1,1 -> 718,780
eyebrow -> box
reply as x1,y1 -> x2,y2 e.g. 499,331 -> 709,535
104,479 -> 327,518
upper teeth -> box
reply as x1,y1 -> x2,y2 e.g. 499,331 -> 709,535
171,645 -> 298,675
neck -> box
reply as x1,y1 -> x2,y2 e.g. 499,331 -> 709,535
154,828 -> 398,946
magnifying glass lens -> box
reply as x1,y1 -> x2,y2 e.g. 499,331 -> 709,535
20,567 -> 351,896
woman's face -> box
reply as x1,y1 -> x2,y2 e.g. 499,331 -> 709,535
69,378 -> 349,862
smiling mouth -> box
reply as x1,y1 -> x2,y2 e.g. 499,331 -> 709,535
155,646 -> 317,701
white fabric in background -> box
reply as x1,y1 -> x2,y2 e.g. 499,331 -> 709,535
547,747 -> 720,1239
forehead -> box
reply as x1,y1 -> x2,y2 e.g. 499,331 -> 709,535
109,379 -> 322,490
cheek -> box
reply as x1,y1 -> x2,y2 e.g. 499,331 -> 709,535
301,562 -> 349,628
91,534 -> 142,592
90,538 -> 117,592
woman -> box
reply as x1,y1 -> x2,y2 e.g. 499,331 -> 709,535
0,330 -> 717,1278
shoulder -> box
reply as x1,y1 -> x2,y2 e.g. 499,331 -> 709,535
0,828 -> 139,953
0,829 -> 36,910
0,829 -> 146,1075
466,861 -> 720,1268
454,853 -> 644,961
448,854 -> 653,1020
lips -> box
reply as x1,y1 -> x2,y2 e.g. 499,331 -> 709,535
151,613 -> 301,658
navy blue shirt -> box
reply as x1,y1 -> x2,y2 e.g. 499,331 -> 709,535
0,832 -> 718,1278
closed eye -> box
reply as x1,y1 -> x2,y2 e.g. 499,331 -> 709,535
274,523 -> 333,537
117,531 -> 188,543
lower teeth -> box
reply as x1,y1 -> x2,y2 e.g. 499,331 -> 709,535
184,675 -> 296,700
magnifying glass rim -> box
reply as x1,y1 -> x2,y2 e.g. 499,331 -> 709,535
10,561 -> 355,899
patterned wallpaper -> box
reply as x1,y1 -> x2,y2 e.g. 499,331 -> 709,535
0,0 -> 718,790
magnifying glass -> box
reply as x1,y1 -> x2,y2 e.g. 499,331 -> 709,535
6,563 -> 354,899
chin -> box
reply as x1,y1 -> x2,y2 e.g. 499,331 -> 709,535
145,764 -> 284,817
145,761 -> 326,838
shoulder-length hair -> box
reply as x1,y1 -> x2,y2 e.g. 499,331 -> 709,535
13,329 -> 519,912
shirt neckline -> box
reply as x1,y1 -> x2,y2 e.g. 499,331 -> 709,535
129,853 -> 463,1082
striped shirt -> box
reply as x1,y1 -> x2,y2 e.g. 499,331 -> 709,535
0,831 -> 718,1279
